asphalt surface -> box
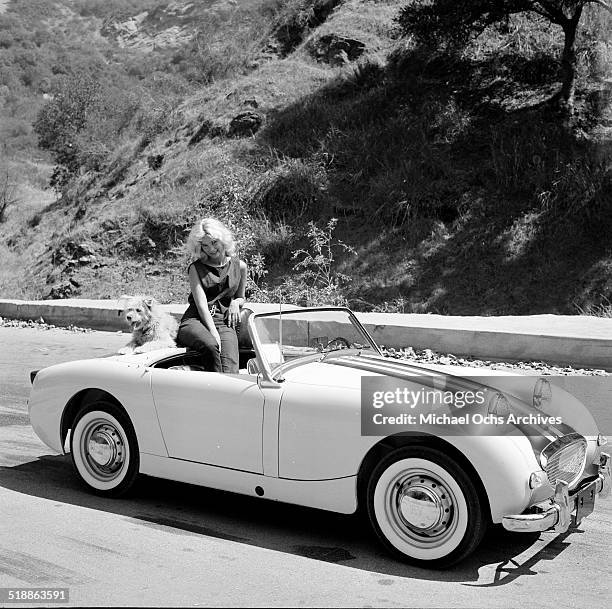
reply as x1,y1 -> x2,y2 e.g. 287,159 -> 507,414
0,326 -> 611,607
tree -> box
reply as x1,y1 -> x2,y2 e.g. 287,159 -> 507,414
396,1 -> 612,115
0,167 -> 18,223
33,74 -> 101,188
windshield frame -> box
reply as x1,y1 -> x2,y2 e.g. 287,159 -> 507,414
247,306 -> 381,385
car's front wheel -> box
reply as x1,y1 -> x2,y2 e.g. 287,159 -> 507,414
70,402 -> 139,497
366,446 -> 487,568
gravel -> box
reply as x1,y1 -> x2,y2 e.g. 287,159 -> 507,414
378,346 -> 608,376
0,316 -> 93,333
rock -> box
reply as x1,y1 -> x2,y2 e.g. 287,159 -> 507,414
76,242 -> 95,256
334,50 -> 350,66
147,154 -> 164,170
308,34 -> 366,66
188,120 -> 212,146
47,281 -> 75,299
228,111 -> 263,137
54,241 -> 96,265
188,120 -> 226,145
265,41 -> 280,55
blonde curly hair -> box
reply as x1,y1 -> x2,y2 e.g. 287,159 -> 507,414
186,217 -> 236,261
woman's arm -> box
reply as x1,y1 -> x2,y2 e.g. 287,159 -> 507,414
235,259 -> 247,305
188,265 -> 220,343
226,260 -> 247,327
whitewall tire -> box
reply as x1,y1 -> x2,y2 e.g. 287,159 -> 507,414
367,446 -> 487,568
70,402 -> 139,497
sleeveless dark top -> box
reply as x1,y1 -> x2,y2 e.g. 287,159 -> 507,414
182,256 -> 241,321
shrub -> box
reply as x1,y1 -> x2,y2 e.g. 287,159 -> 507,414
33,69 -> 182,191
163,4 -> 275,85
575,295 -> 612,317
33,74 -> 101,187
132,188 -> 195,255
271,0 -> 342,56
74,0 -> 161,19
249,158 -> 331,222
250,218 -> 296,263
136,207 -> 190,254
132,96 -> 182,146
286,218 -> 354,306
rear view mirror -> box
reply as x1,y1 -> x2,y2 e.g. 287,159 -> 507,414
246,358 -> 259,375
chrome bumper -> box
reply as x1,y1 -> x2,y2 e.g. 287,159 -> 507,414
502,452 -> 611,533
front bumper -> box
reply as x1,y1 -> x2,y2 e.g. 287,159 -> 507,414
502,452 -> 611,533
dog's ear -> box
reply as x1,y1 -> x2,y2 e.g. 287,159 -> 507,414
143,297 -> 156,310
117,294 -> 131,315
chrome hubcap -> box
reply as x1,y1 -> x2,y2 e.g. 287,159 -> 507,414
88,430 -> 118,466
384,470 -> 457,545
81,421 -> 126,480
396,476 -> 453,535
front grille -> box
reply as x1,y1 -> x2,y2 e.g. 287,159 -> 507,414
541,434 -> 587,489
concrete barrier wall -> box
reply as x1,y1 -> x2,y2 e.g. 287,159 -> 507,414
0,299 -> 610,371
0,299 -> 129,332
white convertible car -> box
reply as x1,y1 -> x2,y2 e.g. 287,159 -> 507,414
28,306 -> 610,567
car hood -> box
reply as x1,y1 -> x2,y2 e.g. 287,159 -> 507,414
312,352 -> 600,440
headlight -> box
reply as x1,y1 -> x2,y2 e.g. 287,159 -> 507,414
533,378 -> 552,410
598,434 -> 608,446
487,391 -> 511,417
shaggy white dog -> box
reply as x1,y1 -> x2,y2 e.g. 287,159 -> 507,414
117,295 -> 178,354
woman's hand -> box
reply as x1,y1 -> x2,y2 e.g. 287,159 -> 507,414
225,299 -> 241,328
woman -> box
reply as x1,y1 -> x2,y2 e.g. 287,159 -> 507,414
177,217 -> 247,373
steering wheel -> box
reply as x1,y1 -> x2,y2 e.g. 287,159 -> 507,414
325,336 -> 351,350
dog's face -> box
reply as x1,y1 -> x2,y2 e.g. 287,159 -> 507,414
121,297 -> 155,333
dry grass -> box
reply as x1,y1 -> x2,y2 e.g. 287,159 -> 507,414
575,296 -> 612,318
1,0 -> 611,314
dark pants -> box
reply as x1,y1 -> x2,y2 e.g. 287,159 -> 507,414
177,315 -> 239,373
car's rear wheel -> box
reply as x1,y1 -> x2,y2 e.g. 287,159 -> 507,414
70,401 -> 139,497
366,446 -> 487,568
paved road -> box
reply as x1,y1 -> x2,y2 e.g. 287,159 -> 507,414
0,326 -> 610,607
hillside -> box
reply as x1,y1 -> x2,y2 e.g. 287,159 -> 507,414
0,0 -> 611,315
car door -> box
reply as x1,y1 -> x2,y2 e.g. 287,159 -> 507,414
150,369 -> 265,473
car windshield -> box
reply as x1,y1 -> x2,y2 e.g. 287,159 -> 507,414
251,308 -> 379,371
